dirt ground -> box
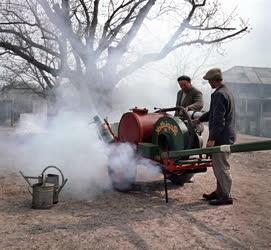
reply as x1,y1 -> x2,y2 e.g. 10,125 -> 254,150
0,129 -> 271,250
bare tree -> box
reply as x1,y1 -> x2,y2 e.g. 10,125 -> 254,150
0,0 -> 248,108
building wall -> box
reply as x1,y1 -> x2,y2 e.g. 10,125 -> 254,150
0,100 -> 12,125
0,89 -> 47,126
226,83 -> 271,137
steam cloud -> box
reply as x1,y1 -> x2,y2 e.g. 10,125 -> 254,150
0,91 -> 162,200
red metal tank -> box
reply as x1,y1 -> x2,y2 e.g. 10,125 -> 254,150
118,108 -> 164,144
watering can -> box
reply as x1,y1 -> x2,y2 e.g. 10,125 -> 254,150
19,166 -> 68,209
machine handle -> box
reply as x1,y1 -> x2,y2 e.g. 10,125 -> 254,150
154,106 -> 181,113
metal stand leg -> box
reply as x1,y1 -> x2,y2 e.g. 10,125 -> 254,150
163,171 -> 168,203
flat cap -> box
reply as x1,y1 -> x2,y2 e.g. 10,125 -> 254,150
203,68 -> 223,81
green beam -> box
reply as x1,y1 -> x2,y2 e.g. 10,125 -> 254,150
161,140 -> 271,159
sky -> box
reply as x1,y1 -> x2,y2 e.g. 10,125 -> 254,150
219,0 -> 271,69
143,0 -> 271,74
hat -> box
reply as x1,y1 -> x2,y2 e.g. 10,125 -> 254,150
203,68 -> 223,81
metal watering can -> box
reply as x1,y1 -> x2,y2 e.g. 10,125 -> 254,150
20,166 -> 68,209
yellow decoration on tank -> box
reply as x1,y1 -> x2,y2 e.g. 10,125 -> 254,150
155,121 -> 178,136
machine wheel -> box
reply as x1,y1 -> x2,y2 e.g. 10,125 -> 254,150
108,165 -> 137,192
168,172 -> 194,185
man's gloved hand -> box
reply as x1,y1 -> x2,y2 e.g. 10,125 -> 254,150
206,140 -> 215,147
192,118 -> 201,125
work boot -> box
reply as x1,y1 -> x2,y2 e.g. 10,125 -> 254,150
202,191 -> 217,201
209,197 -> 233,206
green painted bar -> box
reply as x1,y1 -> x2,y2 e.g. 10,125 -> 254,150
161,140 -> 271,159
230,140 -> 271,153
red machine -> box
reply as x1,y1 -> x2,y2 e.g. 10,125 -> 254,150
94,107 -> 212,202
94,106 -> 271,202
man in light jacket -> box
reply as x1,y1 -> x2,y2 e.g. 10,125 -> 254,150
175,75 -> 203,116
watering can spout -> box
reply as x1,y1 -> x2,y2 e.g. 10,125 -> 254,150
19,170 -> 42,187
19,171 -> 32,187
56,178 -> 68,195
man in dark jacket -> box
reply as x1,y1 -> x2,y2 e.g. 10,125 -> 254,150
175,75 -> 203,116
196,68 -> 236,206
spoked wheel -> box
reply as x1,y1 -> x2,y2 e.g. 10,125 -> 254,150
107,143 -> 137,192
168,172 -> 194,185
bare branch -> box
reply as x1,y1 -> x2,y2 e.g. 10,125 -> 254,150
37,0 -> 88,63
0,41 -> 59,76
117,26 -> 248,79
0,51 -> 8,56
97,0 -> 145,55
187,25 -> 236,31
39,68 -> 54,89
104,0 -> 156,68
1,64 -> 46,98
0,28 -> 60,57
79,0 -> 90,29
172,27 -> 248,49
87,0 -> 99,49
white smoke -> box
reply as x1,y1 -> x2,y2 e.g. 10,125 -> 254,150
0,104 -> 161,200
108,143 -> 161,186
1,111 -> 107,199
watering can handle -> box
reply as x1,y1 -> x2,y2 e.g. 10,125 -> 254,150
41,166 -> 67,193
19,171 -> 32,188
